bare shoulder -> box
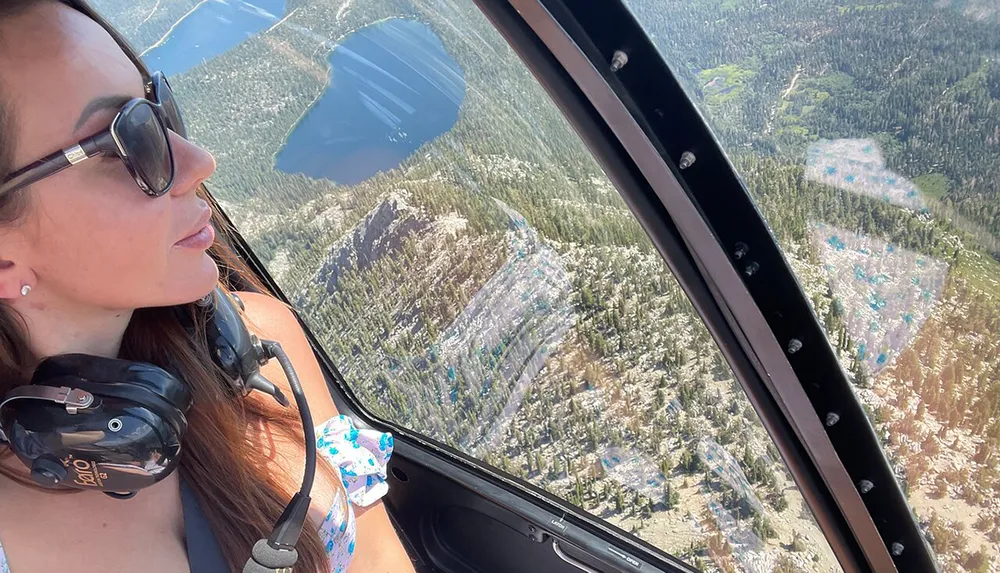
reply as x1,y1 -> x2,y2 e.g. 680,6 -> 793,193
233,290 -> 341,424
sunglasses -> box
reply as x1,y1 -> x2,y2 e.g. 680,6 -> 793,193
0,71 -> 185,199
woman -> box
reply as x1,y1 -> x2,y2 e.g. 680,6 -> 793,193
0,1 -> 416,571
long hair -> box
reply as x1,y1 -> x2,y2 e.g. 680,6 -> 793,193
0,2 -> 340,571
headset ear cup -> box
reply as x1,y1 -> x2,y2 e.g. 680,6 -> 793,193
2,376 -> 188,492
33,354 -> 192,413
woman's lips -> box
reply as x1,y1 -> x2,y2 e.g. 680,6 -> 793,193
175,223 -> 216,249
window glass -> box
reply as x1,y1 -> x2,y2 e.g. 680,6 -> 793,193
96,0 -> 842,570
621,1 -> 1000,571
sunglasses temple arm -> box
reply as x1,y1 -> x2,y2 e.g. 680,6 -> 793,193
0,150 -> 73,198
0,132 -> 117,197
80,131 -> 120,158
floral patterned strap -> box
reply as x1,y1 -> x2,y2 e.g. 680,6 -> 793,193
314,414 -> 395,572
315,414 -> 394,507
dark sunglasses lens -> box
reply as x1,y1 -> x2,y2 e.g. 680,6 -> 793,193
119,102 -> 173,195
156,77 -> 186,138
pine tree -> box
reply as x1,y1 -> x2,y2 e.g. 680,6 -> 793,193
659,454 -> 673,476
851,358 -> 870,388
679,449 -> 694,474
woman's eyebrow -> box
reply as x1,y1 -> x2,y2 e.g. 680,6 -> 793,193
74,94 -> 132,133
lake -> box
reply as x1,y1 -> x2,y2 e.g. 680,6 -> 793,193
274,18 -> 466,185
139,2 -> 465,186
143,0 -> 287,79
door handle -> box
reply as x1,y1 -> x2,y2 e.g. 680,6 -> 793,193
552,539 -> 602,573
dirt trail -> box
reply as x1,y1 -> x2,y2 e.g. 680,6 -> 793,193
781,70 -> 802,99
763,64 -> 803,137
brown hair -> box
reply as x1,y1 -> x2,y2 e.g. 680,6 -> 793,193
0,2 -> 339,571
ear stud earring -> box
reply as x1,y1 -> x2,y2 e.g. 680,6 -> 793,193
20,285 -> 31,297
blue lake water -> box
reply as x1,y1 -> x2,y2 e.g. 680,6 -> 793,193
138,1 -> 464,186
274,18 -> 466,186
143,0 -> 287,78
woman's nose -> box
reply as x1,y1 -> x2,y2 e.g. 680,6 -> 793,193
167,130 -> 216,196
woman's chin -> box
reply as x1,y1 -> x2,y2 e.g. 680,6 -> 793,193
172,256 -> 221,304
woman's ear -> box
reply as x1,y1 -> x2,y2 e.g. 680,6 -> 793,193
0,258 -> 34,300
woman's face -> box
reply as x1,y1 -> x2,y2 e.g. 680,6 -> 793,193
0,1 -> 219,312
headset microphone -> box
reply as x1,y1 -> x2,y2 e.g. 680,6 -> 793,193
189,290 -> 289,407
0,287 -> 317,572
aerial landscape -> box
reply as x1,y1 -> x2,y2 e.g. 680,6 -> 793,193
91,0 -> 1000,571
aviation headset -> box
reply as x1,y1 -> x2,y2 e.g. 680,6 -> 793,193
0,287 -> 286,494
0,287 -> 318,573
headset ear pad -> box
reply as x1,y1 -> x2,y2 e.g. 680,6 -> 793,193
32,354 -> 193,435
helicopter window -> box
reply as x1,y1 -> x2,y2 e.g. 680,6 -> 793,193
622,0 -> 1000,569
91,0 -> 849,569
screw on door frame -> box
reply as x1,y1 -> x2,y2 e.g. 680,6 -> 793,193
733,242 -> 749,259
679,151 -> 697,170
787,338 -> 803,354
610,50 -> 628,72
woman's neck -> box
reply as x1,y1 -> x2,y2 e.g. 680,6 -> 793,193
15,293 -> 133,359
